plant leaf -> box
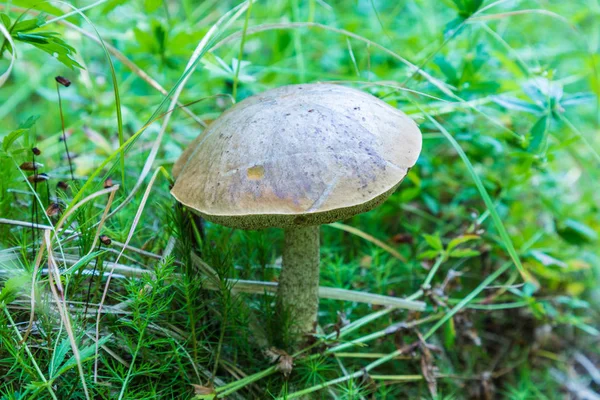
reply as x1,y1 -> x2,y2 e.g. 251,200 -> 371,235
15,31 -> 83,70
492,95 -> 544,114
557,219 -> 598,244
449,248 -> 481,258
528,116 -> 549,155
423,234 -> 443,251
447,234 -> 480,252
0,274 -> 29,305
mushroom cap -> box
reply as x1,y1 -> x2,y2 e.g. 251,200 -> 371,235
171,83 -> 422,229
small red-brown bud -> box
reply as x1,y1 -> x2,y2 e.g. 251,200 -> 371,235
19,162 -> 43,171
55,76 -> 71,87
46,203 -> 61,217
27,173 -> 49,183
32,147 -> 41,156
57,181 -> 69,191
99,235 -> 112,246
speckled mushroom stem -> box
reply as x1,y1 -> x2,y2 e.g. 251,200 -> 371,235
277,225 -> 320,343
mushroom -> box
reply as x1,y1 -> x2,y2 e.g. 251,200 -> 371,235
171,84 -> 422,345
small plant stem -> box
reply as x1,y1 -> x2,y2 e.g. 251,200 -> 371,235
56,82 -> 74,181
277,225 -> 320,346
2,306 -> 59,400
83,241 -> 103,316
423,261 -> 512,340
327,313 -> 443,354
282,345 -> 414,399
421,255 -> 446,289
30,152 -> 37,254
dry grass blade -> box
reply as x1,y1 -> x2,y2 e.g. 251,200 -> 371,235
85,186 -> 118,257
328,222 -> 407,262
190,253 -> 423,309
43,230 -> 91,400
20,242 -> 46,344
53,185 -> 119,236
93,167 -> 166,387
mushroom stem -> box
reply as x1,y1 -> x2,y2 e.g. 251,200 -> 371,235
278,225 -> 320,343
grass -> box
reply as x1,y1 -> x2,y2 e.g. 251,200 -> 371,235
1,0 -> 599,399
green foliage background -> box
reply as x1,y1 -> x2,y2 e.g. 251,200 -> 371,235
0,0 -> 598,399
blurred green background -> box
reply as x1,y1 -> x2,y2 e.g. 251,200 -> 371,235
0,0 -> 599,399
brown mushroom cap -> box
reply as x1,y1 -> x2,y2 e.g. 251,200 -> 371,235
171,83 -> 422,229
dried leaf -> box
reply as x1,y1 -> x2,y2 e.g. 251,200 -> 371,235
391,232 -> 413,244
264,347 -> 294,377
191,383 -> 215,396
359,255 -> 372,269
417,332 -> 438,398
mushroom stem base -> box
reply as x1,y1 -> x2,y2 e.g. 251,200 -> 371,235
277,225 -> 320,346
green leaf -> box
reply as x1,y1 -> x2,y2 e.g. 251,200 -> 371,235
12,15 -> 45,33
15,31 -> 83,70
443,317 -> 456,349
2,129 -> 28,151
2,116 -> 39,152
492,95 -> 544,115
56,335 -> 111,377
444,16 -> 465,38
449,248 -> 480,258
557,219 -> 598,244
49,337 -> 72,378
451,0 -> 484,18
0,13 -> 11,29
145,0 -> 163,13
423,234 -> 443,251
560,92 -> 596,107
101,0 -> 130,13
434,55 -> 457,84
528,116 -> 549,155
447,234 -> 480,252
0,275 -> 29,305
418,250 -> 443,260
11,0 -> 65,17
556,296 -> 590,310
422,193 -> 439,215
62,250 -> 106,276
18,115 -> 39,130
